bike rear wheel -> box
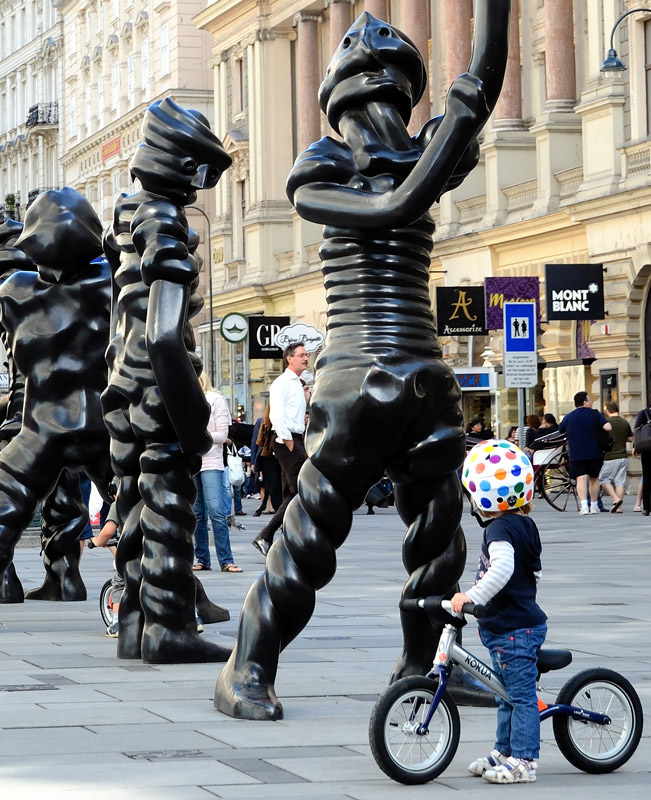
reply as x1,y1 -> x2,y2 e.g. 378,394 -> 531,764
369,675 -> 460,785
552,668 -> 643,773
540,451 -> 579,512
99,579 -> 113,627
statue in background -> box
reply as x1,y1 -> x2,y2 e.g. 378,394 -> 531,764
102,98 -> 233,663
215,3 -> 511,720
0,189 -> 114,601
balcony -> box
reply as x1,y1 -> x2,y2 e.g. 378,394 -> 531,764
25,102 -> 59,129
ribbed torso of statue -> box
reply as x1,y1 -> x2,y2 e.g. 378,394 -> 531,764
318,213 -> 439,369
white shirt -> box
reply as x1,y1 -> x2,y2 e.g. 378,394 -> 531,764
269,368 -> 306,444
200,390 -> 231,471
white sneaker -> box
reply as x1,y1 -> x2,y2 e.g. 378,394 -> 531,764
633,506 -> 642,512
483,756 -> 537,784
589,506 -> 600,514
468,749 -> 508,776
579,508 -> 589,515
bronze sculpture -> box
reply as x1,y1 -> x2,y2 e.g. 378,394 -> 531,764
215,4 -> 510,720
0,189 -> 114,600
102,98 -> 233,663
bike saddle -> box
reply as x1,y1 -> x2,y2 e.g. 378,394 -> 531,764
537,648 -> 572,675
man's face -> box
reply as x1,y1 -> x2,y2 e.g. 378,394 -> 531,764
583,397 -> 593,408
287,347 -> 309,376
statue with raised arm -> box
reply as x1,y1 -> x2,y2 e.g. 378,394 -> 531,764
102,98 -> 233,663
215,3 -> 510,720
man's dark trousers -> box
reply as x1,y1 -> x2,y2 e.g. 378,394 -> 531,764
257,433 -> 306,543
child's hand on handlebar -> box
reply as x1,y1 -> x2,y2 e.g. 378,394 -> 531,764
450,592 -> 472,613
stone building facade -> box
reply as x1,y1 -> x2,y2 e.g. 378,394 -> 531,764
195,0 -> 651,447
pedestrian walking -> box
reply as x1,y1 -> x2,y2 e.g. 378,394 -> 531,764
455,439 -> 546,784
192,372 -> 242,573
633,397 -> 651,515
251,342 -> 309,557
558,391 -> 612,515
598,401 -> 633,513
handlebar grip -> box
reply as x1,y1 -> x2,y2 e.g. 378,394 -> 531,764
399,598 -> 423,612
463,602 -> 486,618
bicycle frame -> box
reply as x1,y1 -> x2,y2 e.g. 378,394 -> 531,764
413,623 -> 611,732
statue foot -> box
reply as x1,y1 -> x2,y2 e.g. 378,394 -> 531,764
141,624 -> 232,664
117,609 -> 144,660
0,564 -> 25,603
24,571 -> 87,602
194,576 -> 230,623
214,660 -> 283,720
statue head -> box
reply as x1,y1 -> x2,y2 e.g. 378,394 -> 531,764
130,97 -> 232,204
318,13 -> 427,134
15,187 -> 103,283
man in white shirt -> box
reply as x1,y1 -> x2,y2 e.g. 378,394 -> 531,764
252,342 -> 309,556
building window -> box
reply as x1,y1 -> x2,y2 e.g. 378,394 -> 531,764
141,38 -> 150,88
233,54 -> 244,117
112,0 -> 120,21
161,23 -> 170,75
98,1 -> 104,32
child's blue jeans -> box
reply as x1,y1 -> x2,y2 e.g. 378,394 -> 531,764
480,624 -> 547,760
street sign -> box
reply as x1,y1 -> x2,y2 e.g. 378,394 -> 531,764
503,301 -> 537,388
220,312 -> 248,343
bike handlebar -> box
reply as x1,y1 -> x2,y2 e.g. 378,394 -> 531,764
87,537 -> 119,550
400,595 -> 486,619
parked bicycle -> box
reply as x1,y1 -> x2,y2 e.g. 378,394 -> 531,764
369,596 -> 643,785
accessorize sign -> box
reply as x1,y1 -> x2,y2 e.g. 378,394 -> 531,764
248,316 -> 290,359
436,286 -> 487,336
545,264 -> 605,320
484,277 -> 540,331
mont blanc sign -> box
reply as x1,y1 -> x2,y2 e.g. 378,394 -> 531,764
545,264 -> 604,320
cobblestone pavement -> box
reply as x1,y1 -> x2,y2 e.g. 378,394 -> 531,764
1,498 -> 650,798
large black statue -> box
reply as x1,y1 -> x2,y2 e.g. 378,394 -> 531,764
215,5 -> 510,720
0,189 -> 114,599
102,98 -> 233,663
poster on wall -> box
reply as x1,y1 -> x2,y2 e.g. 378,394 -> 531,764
484,277 -> 540,330
545,264 -> 605,320
436,286 -> 487,336
248,316 -> 290,359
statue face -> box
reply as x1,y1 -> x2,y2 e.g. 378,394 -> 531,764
318,12 -> 426,133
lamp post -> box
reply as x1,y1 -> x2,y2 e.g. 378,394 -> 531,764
187,204 -> 215,386
601,7 -> 651,71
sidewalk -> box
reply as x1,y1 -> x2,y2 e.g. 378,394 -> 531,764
1,498 -> 649,799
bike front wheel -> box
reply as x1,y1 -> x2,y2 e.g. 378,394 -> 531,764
369,675 -> 460,785
99,579 -> 113,627
552,668 -> 643,773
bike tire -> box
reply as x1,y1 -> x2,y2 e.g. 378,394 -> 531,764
540,452 -> 578,512
369,676 -> 460,785
552,668 -> 643,773
99,579 -> 113,627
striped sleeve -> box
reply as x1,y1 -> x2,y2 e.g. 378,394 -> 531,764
466,540 -> 514,605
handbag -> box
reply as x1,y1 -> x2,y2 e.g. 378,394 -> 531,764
593,410 -> 614,453
227,444 -> 245,487
633,409 -> 651,453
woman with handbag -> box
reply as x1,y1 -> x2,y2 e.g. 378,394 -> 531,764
633,398 -> 651,516
192,373 -> 243,572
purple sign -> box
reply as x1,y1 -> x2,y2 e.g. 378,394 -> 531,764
485,277 -> 540,330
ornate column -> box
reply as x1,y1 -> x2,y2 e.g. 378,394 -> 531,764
444,0 -> 472,84
294,11 -> 322,154
399,0 -> 430,134
531,0 -> 582,214
364,0 -> 387,20
483,0 -> 535,227
327,0 -> 352,55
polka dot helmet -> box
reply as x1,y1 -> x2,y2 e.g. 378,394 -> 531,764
462,439 -> 535,512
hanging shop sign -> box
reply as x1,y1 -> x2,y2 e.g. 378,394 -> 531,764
484,276 -> 540,331
248,316 -> 290,359
503,301 -> 537,388
453,367 -> 497,391
436,286 -> 487,336
545,264 -> 604,320
274,323 -> 325,353
220,312 -> 248,343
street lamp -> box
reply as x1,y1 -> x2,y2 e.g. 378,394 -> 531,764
187,204 -> 215,386
601,7 -> 651,72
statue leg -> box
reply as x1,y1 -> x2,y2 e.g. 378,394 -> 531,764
25,469 -> 88,601
215,367 -> 394,720
0,563 -> 24,603
0,434 -> 59,603
138,442 -> 231,663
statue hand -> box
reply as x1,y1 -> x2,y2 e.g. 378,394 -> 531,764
444,73 -> 489,127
